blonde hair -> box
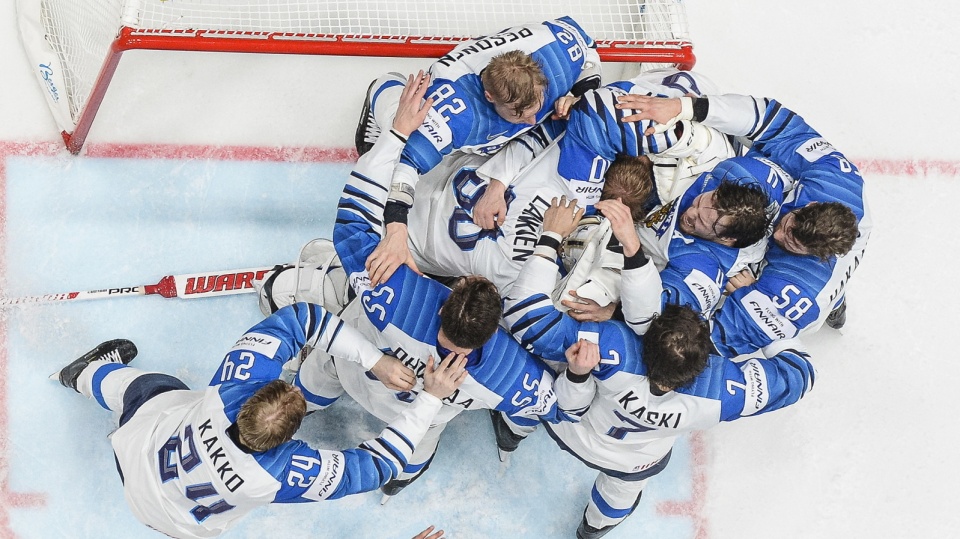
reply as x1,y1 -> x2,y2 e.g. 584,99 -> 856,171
480,51 -> 548,116
236,380 -> 306,452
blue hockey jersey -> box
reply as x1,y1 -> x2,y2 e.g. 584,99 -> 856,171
707,97 -> 870,356
388,17 -> 599,179
502,252 -> 815,473
333,131 -> 562,427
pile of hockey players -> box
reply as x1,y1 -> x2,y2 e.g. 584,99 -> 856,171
55,17 -> 869,539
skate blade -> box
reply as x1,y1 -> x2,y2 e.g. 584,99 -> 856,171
497,447 -> 511,464
379,493 -> 393,506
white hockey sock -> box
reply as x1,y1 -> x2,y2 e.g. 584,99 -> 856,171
76,360 -> 150,413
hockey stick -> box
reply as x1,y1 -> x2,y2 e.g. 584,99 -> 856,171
1,266 -> 277,307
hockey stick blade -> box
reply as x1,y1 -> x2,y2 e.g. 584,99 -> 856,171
1,266 -> 277,307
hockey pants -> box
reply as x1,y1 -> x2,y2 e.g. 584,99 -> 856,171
76,360 -> 188,427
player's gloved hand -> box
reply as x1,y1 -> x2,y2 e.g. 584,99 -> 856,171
370,354 -> 417,391
595,198 -> 641,257
423,352 -> 469,400
616,95 -> 692,136
365,222 -> 421,287
472,179 -> 508,230
392,70 -> 434,137
542,196 -> 584,239
564,338 -> 601,376
725,268 -> 757,294
551,95 -> 580,120
562,290 -> 617,322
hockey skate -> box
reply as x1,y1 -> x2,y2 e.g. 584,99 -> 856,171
53,339 -> 138,392
489,410 -> 525,463
576,511 -> 617,539
355,72 -> 406,157
826,299 -> 847,330
379,476 -> 415,505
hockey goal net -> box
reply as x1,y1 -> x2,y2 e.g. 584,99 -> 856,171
18,0 -> 694,154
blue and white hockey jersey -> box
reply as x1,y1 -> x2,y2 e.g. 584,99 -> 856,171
388,17 -> 600,192
110,303 -> 441,538
635,155 -> 793,318
503,253 -> 816,474
706,96 -> 871,356
331,131 -> 561,428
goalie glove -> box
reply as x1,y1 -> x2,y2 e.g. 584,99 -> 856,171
653,121 -> 735,202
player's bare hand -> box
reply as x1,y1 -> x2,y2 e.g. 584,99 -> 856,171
392,71 -> 434,137
472,179 -> 508,229
595,198 -> 642,257
724,268 -> 757,294
616,95 -> 686,135
562,290 -> 617,322
551,95 -> 580,120
542,196 -> 584,239
366,222 -> 421,287
423,352 -> 468,399
412,525 -> 445,539
370,354 -> 416,391
564,338 -> 600,376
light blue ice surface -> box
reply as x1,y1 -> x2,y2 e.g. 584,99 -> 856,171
3,154 -> 700,538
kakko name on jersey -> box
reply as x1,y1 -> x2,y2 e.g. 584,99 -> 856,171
105,303 -> 441,538
503,252 -> 817,476
385,17 -> 601,193
703,95 -> 871,356
319,130 -> 563,433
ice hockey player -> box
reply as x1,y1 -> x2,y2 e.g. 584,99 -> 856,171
264,74 -> 564,502
502,197 -> 817,539
619,92 -> 869,354
53,301 -> 466,539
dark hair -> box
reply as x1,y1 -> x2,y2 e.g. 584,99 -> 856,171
642,304 -> 713,390
439,275 -> 502,350
481,51 -> 548,117
600,155 -> 655,221
236,380 -> 306,452
789,202 -> 858,260
713,181 -> 771,248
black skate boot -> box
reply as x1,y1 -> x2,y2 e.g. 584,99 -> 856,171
489,409 -> 526,463
55,339 -> 138,392
355,79 -> 382,157
826,299 -> 847,330
576,511 -> 618,539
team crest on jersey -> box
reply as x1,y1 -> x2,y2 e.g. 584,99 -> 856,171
642,199 -> 678,237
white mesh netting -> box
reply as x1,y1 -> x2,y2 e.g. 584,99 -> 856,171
24,0 -> 689,136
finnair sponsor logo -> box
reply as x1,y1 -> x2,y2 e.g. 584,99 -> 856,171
350,271 -> 372,293
421,110 -> 453,150
740,359 -> 769,415
684,270 -> 721,315
230,332 -> 281,357
312,453 -> 342,499
740,290 -> 796,341
798,137 -> 836,162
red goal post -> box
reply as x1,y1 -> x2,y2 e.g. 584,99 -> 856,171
17,0 -> 695,155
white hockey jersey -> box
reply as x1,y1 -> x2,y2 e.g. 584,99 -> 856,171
110,303 -> 441,538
